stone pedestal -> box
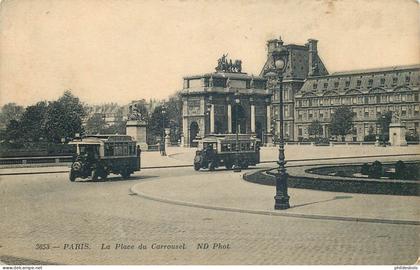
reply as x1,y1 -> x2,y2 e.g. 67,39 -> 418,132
126,120 -> 148,150
164,128 -> 171,147
265,134 -> 274,147
389,123 -> 407,146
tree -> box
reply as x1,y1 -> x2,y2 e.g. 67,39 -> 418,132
44,91 -> 86,142
148,105 -> 169,145
165,92 -> 182,143
0,103 -> 24,129
330,106 -> 356,141
85,113 -> 107,135
308,120 -> 323,141
19,101 -> 48,142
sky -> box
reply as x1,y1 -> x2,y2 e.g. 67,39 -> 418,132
0,0 -> 419,106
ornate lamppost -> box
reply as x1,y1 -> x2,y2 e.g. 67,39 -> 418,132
233,90 -> 241,172
265,40 -> 290,210
161,105 -> 167,156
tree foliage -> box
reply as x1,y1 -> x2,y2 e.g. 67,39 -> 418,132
44,91 -> 86,142
330,106 -> 356,141
19,101 -> 48,142
308,120 -> 323,138
85,113 -> 107,135
0,103 -> 24,129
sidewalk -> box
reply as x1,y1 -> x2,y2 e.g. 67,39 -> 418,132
131,169 -> 420,225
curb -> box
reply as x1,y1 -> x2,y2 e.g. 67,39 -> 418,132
130,184 -> 420,226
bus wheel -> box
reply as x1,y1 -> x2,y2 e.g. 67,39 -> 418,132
91,170 -> 99,181
121,168 -> 130,179
225,162 -> 233,170
241,161 -> 249,169
209,161 -> 216,171
101,172 -> 108,180
194,163 -> 201,171
69,170 -> 76,182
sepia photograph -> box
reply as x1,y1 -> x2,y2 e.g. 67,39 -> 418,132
0,0 -> 419,268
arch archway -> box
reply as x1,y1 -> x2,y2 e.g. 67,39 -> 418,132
189,121 -> 199,147
232,104 -> 247,134
256,122 -> 263,140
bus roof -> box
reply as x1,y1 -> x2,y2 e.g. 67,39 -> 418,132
69,135 -> 135,144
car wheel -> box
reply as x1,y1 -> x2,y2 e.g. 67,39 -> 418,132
209,161 -> 216,171
69,170 -> 76,182
194,163 -> 201,171
91,170 -> 99,181
121,168 -> 130,179
241,160 -> 249,169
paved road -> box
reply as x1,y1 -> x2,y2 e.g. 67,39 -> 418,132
0,164 -> 418,265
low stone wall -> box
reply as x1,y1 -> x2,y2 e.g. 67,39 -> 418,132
244,164 -> 420,196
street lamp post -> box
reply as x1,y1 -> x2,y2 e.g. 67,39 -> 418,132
161,105 -> 167,156
265,41 -> 290,210
233,90 -> 241,172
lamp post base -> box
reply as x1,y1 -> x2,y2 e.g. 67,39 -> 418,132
274,195 -> 290,210
274,171 -> 290,210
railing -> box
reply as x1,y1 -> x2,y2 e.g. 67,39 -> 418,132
0,156 -> 73,165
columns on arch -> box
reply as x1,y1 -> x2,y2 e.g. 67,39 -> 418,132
227,102 -> 232,133
250,99 -> 256,134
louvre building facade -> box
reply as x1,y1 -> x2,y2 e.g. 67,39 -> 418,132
181,37 -> 420,146
259,38 -> 420,142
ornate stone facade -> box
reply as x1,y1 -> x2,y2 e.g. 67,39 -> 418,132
181,59 -> 270,147
260,37 -> 420,142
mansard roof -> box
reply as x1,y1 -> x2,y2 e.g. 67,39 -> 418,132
297,64 -> 420,97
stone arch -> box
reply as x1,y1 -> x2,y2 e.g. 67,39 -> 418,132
232,104 -> 247,134
189,121 -> 199,147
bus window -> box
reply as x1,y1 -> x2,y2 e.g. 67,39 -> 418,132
123,143 -> 128,155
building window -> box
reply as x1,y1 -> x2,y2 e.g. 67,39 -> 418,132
345,81 -> 350,88
376,95 -> 381,103
415,94 -> 419,102
309,99 -> 312,107
402,107 -> 407,117
334,81 -> 339,88
356,80 -> 361,88
364,96 -> 369,104
319,111 -> 324,119
364,108 -> 369,118
406,76 -> 410,83
298,128 -> 303,136
323,83 -> 328,89
313,83 -> 318,89
392,77 -> 398,85
380,78 -> 385,86
308,110 -> 313,119
298,112 -> 303,120
368,79 -> 373,88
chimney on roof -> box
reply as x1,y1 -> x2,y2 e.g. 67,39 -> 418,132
307,39 -> 319,77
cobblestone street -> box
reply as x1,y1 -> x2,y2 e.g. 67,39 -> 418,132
1,164 -> 419,265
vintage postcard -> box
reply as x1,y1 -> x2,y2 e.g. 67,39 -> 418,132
0,0 -> 419,268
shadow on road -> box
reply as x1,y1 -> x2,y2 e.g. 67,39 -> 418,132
291,195 -> 353,209
74,174 -> 159,183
